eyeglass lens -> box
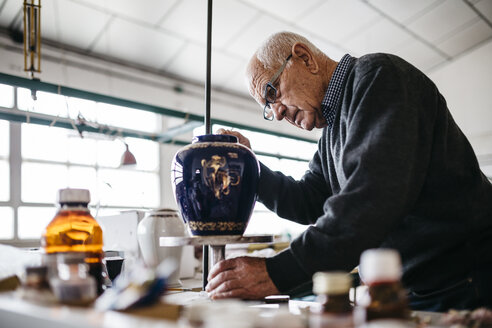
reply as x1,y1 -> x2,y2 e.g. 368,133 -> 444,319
264,84 -> 276,120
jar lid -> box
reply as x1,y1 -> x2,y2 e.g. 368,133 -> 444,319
312,271 -> 352,295
57,188 -> 90,204
359,248 -> 401,284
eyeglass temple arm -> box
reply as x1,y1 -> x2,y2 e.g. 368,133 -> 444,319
269,54 -> 292,84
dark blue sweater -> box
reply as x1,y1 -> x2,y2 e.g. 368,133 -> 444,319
261,53 -> 492,297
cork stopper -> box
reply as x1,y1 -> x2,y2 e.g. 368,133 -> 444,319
57,188 -> 90,204
313,271 -> 352,295
359,248 -> 402,284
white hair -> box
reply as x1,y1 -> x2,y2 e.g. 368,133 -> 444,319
255,31 -> 324,70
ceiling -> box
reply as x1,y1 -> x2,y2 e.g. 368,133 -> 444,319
0,0 -> 491,99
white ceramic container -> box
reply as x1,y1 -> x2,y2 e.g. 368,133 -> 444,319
137,208 -> 187,286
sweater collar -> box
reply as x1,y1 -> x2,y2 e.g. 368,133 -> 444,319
321,54 -> 354,129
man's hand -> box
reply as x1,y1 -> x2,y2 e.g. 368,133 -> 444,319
205,256 -> 279,300
216,128 -> 252,149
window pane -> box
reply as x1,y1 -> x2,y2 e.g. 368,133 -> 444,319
67,135 -> 97,165
22,124 -> 69,162
126,137 -> 159,171
245,211 -> 307,238
277,138 -> 317,160
0,120 -> 8,158
0,160 -> 9,201
96,103 -> 160,133
0,207 -> 14,239
257,155 -> 281,172
17,88 -> 33,110
18,206 -> 56,239
66,97 -> 97,122
279,158 -> 309,180
22,163 -> 68,203
68,166 -> 97,200
0,84 -> 14,108
17,88 -> 67,117
98,169 -> 159,208
193,125 -> 206,137
96,139 -> 123,168
482,165 -> 492,181
249,131 -> 280,154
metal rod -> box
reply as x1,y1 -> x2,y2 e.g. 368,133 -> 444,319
204,0 -> 212,134
202,245 -> 209,290
202,0 -> 213,291
210,245 -> 226,267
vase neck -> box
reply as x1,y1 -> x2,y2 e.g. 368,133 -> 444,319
192,134 -> 238,143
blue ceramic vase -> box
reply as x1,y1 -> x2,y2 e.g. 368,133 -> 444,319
171,134 -> 260,236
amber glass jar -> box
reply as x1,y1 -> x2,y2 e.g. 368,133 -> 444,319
41,188 -> 104,294
310,272 -> 354,328
354,249 -> 410,326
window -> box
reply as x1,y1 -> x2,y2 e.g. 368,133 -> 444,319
19,123 -> 161,205
0,87 -> 162,244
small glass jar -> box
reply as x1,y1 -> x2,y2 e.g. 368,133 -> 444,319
310,271 -> 354,328
49,253 -> 97,306
24,265 -> 50,290
354,249 -> 410,326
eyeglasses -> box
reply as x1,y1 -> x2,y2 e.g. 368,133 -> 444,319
263,54 -> 292,121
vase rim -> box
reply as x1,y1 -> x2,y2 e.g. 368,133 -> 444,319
148,208 -> 179,214
192,134 -> 238,143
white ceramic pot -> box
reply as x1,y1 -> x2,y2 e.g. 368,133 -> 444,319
137,208 -> 187,286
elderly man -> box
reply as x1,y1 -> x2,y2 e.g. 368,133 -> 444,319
205,31 -> 492,311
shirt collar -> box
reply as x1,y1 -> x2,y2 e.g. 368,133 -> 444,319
321,54 -> 354,129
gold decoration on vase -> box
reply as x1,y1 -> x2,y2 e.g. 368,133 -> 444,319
188,221 -> 245,232
201,155 -> 240,199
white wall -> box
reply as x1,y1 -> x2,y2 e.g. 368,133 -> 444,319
429,39 -> 492,158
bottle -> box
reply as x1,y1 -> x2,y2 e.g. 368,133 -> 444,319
41,188 -> 105,294
354,249 -> 410,326
310,271 -> 354,328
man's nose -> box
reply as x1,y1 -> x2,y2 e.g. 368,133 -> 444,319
272,103 -> 286,121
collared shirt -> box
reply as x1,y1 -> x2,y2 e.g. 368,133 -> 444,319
321,54 -> 354,129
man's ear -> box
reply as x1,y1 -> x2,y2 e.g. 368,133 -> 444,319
292,42 -> 319,73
